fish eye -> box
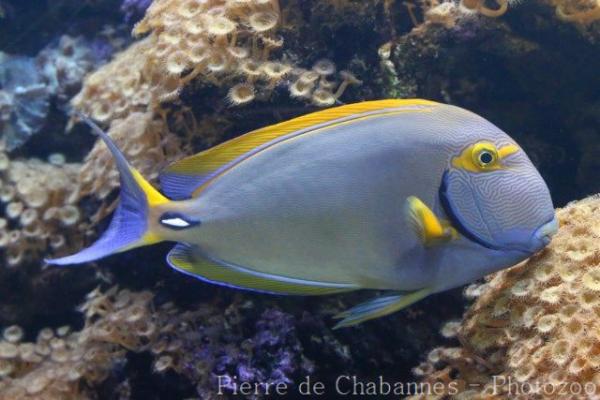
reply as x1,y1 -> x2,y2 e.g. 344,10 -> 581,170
472,143 -> 498,169
479,151 -> 494,165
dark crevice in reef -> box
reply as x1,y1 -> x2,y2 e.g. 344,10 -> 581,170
390,16 -> 600,206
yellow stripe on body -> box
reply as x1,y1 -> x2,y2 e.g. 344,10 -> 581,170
191,101 -> 438,196
165,99 -> 439,196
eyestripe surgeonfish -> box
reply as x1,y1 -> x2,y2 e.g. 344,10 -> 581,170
47,99 -> 558,328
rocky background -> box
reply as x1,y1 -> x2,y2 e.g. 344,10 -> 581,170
0,0 -> 598,398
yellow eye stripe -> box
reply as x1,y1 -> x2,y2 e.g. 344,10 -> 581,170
452,141 -> 520,173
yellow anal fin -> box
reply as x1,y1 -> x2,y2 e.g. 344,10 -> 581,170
167,244 -> 358,296
405,196 -> 457,246
333,287 -> 432,329
160,99 -> 439,199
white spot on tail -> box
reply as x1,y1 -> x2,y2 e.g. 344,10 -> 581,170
161,217 -> 191,228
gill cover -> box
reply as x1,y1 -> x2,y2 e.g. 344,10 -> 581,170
46,114 -> 168,265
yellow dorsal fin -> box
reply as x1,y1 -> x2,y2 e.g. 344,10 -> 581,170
160,99 -> 438,199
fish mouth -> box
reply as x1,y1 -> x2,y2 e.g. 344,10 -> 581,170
530,216 -> 559,249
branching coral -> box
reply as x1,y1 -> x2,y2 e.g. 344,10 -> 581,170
408,195 -> 600,399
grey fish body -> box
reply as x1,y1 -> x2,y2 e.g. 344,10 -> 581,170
49,100 -> 558,327
164,104 -> 545,293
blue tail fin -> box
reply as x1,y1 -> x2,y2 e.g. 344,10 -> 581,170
46,113 -> 169,265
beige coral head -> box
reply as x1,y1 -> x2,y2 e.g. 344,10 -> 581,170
90,102 -> 113,123
160,27 -> 183,46
50,234 -> 66,250
311,89 -> 336,107
189,41 -> 209,63
312,59 -> 336,76
298,70 -> 320,85
154,355 -> 173,373
240,59 -> 262,77
289,80 -> 313,99
3,325 -> 23,343
6,201 -> 24,220
183,19 -> 204,35
248,11 -> 279,32
59,205 -> 80,226
262,61 -> 291,80
20,208 -> 38,227
206,51 -> 229,73
24,187 -> 48,208
227,83 -> 255,106
582,267 -> 600,291
165,51 -> 192,75
227,46 -> 250,60
177,0 -> 203,19
205,15 -> 236,36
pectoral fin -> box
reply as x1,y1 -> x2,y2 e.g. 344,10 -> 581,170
405,196 -> 457,247
332,287 -> 432,329
167,244 -> 358,295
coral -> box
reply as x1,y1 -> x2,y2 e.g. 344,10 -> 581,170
0,34 -> 114,151
408,195 -> 600,399
0,53 -> 50,151
0,35 -> 127,268
553,0 -> 600,24
72,38 -> 156,125
0,144 -> 84,266
458,0 -> 509,17
73,0 -> 359,125
0,286 -> 316,399
37,35 -> 98,103
0,287 -> 173,399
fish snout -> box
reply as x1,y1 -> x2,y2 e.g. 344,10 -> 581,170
530,216 -> 559,251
